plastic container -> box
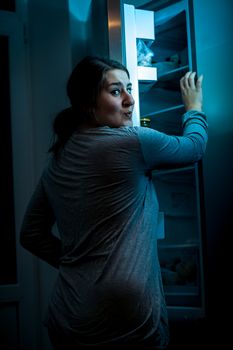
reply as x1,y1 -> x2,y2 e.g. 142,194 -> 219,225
140,117 -> 151,127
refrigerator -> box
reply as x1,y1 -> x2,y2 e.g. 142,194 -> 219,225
106,0 -> 206,322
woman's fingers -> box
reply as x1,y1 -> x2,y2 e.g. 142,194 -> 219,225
180,71 -> 203,91
189,72 -> 196,89
180,71 -> 203,112
196,74 -> 203,91
180,71 -> 192,92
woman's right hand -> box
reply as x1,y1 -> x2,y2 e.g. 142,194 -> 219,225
180,71 -> 203,112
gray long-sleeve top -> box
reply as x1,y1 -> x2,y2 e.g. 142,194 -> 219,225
20,110 -> 208,348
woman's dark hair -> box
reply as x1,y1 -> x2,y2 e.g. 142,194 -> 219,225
49,56 -> 130,156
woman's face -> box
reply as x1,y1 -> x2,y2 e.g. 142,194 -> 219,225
94,69 -> 135,127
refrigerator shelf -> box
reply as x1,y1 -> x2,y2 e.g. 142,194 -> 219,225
164,212 -> 196,218
158,243 -> 199,249
164,286 -> 199,295
139,104 -> 184,118
140,86 -> 183,116
167,306 -> 205,321
156,64 -> 189,81
152,164 -> 196,177
138,65 -> 189,92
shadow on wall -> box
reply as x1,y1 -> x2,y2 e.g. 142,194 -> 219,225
201,130 -> 233,349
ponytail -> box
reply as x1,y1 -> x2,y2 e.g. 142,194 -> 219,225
49,55 -> 130,157
49,107 -> 77,156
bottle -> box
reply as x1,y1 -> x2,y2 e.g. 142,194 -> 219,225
140,117 -> 151,128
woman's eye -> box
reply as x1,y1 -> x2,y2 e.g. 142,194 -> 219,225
110,87 -> 132,96
111,89 -> 120,96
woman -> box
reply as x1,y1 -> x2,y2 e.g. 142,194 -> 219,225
20,56 -> 208,349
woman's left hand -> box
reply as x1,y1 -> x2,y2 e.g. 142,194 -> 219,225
180,71 -> 203,112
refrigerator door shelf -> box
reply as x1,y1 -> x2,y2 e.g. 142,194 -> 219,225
135,8 -> 155,39
137,66 -> 157,81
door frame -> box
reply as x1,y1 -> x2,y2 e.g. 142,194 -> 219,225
0,3 -> 40,350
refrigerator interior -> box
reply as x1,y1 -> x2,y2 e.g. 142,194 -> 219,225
123,0 -> 206,319
152,166 -> 204,310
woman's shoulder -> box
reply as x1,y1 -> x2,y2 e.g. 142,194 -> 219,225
121,126 -> 158,139
111,126 -> 154,137
71,126 -> 158,150
74,125 -> 141,138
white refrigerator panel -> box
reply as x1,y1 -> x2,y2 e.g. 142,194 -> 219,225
123,4 -> 157,126
123,4 -> 140,126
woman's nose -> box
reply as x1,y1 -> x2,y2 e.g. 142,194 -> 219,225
123,91 -> 135,107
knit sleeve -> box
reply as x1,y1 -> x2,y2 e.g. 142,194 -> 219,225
137,110 -> 208,169
20,177 -> 62,268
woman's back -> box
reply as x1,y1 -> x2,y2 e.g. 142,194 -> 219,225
42,126 -> 168,348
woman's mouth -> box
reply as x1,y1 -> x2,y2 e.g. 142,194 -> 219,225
124,112 -> 132,119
